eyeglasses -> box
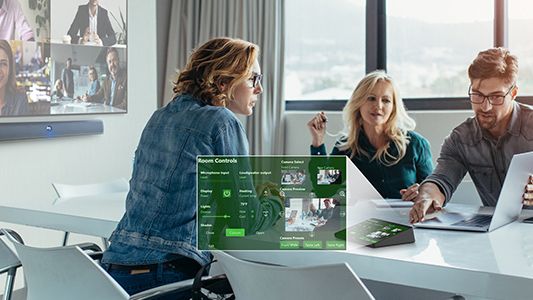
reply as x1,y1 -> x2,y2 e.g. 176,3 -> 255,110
246,73 -> 263,88
468,84 -> 515,106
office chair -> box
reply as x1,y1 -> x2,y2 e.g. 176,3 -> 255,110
1,229 -> 209,300
0,230 -> 24,300
51,178 -> 129,248
213,251 -> 375,300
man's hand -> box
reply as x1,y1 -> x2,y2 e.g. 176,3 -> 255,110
408,182 -> 445,224
409,198 -> 443,224
400,183 -> 420,201
523,174 -> 533,206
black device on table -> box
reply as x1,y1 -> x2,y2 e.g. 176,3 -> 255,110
335,218 -> 415,248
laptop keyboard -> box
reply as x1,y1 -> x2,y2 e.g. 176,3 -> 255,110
452,215 -> 493,227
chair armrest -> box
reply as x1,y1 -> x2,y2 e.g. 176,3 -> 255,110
0,262 -> 22,274
76,242 -> 102,253
129,276 -> 216,300
87,251 -> 103,260
0,229 -> 24,244
129,278 -> 194,300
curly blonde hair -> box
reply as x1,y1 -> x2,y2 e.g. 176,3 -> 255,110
337,70 -> 415,166
173,37 -> 259,106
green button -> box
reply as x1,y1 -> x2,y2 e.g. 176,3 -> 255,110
303,241 -> 323,249
280,241 -> 300,249
326,241 -> 346,250
222,189 -> 232,198
225,228 -> 245,237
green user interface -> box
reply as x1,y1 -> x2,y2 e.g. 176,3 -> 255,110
197,156 -> 347,250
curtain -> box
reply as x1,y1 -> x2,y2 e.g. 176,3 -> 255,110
163,0 -> 285,155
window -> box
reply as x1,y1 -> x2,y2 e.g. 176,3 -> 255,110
284,0 -> 365,101
387,0 -> 493,99
284,0 -> 531,110
509,0 -> 533,95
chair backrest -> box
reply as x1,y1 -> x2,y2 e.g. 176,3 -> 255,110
1,229 -> 129,300
0,232 -> 21,300
52,178 -> 129,204
214,251 -> 375,300
0,238 -> 19,275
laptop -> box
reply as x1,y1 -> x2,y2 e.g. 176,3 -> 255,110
414,151 -> 533,232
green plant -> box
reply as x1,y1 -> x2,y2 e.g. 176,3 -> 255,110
109,8 -> 127,44
28,0 -> 50,41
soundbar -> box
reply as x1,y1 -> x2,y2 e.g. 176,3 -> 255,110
0,120 -> 104,141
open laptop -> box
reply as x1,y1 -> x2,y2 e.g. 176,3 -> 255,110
414,151 -> 533,232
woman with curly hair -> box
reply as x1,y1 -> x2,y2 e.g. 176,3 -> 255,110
308,70 -> 433,200
101,37 -> 282,299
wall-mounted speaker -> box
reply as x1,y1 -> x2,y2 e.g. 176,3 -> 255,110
0,120 -> 104,141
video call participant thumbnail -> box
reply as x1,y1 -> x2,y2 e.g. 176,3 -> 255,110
67,0 -> 116,46
0,40 -> 28,116
0,0 -> 34,41
84,47 -> 126,109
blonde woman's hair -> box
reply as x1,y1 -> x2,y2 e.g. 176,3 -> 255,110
468,47 -> 518,85
337,70 -> 416,166
173,37 -> 259,106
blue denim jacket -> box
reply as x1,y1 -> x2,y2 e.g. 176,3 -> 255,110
102,94 -> 255,266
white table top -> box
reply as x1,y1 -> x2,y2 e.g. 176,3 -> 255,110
1,194 -> 532,298
231,201 -> 533,299
0,192 -> 126,238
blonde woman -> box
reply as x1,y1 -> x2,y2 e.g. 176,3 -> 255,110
308,70 -> 433,199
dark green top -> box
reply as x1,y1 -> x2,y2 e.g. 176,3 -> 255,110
311,131 -> 434,198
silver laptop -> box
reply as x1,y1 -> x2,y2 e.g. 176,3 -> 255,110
414,151 -> 533,232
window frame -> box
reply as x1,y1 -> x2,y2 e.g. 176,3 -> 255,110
284,0 -> 533,111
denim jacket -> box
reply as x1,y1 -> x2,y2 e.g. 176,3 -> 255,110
102,94 -> 281,266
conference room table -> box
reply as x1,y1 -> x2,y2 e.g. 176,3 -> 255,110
0,192 -> 125,238
235,202 -> 533,300
0,193 -> 532,299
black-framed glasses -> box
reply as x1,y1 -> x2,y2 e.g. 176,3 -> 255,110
247,73 -> 263,88
468,84 -> 515,106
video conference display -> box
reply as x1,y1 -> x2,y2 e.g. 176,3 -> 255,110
0,0 -> 127,117
197,156 -> 347,251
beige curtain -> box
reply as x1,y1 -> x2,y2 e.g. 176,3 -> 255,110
163,0 -> 285,155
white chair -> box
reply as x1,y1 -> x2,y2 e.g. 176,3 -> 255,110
1,229 -> 201,300
51,178 -> 129,247
214,251 -> 375,300
0,230 -> 24,300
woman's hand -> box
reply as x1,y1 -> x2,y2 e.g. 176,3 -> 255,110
307,112 -> 327,147
400,183 -> 420,201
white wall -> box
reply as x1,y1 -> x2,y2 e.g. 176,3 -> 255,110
284,110 -> 482,205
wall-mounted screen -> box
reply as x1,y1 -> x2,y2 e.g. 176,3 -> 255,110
0,0 -> 127,117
